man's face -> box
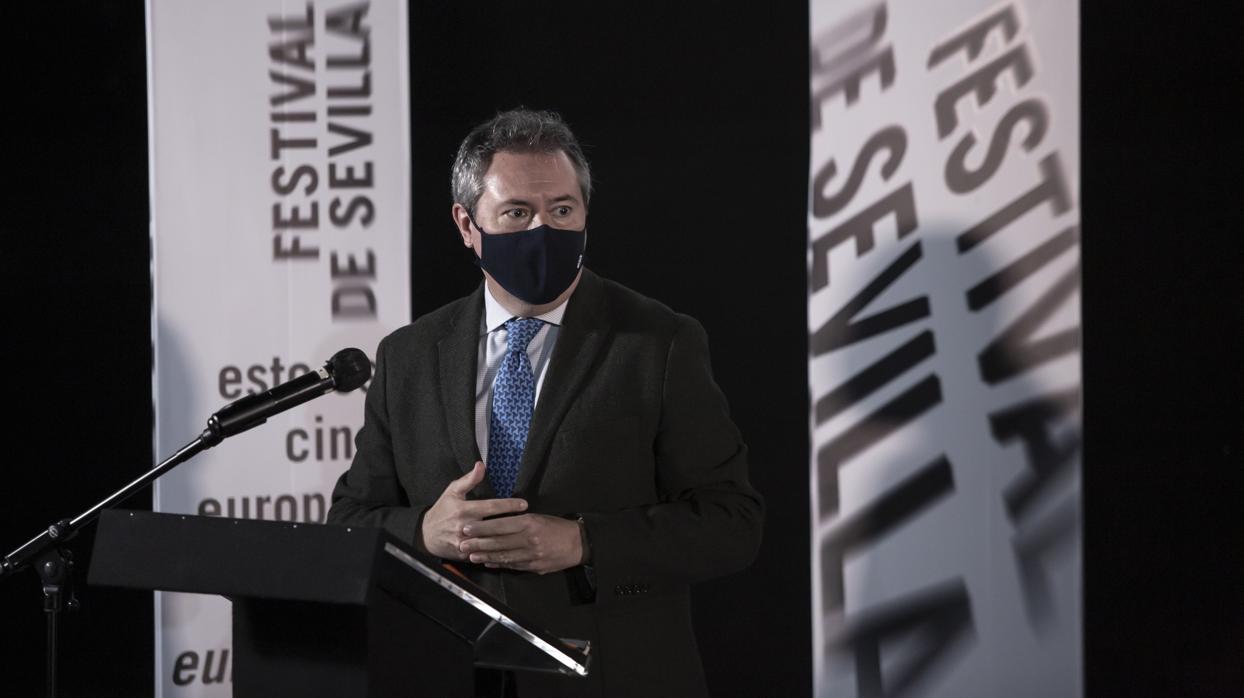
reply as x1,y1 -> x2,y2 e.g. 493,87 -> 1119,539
454,149 -> 587,259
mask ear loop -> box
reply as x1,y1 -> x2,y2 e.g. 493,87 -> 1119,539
463,211 -> 487,268
467,212 -> 491,236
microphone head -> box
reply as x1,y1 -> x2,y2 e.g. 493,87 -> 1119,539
328,348 -> 372,392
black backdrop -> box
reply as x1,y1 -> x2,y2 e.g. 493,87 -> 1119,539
1,2 -> 1240,697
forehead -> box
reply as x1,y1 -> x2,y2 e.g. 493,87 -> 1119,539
480,149 -> 580,202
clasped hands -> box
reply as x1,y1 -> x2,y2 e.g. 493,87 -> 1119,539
420,462 -> 584,574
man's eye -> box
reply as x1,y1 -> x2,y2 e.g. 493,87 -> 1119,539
505,209 -> 528,219
555,206 -> 571,216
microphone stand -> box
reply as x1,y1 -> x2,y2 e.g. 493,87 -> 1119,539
1,426 -> 230,698
0,347 -> 367,697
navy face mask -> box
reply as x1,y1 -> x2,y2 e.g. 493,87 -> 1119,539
471,216 -> 586,305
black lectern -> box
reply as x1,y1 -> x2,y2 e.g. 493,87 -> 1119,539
87,510 -> 590,697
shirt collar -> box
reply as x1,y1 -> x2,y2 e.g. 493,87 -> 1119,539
482,282 -> 571,335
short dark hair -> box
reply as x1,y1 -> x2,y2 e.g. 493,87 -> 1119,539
451,109 -> 592,216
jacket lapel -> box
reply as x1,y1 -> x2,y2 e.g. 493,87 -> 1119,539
437,284 -> 486,480
514,270 -> 612,497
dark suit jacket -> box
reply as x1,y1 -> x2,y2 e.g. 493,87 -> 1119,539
327,269 -> 763,697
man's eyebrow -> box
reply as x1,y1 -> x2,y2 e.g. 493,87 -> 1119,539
499,194 -> 581,207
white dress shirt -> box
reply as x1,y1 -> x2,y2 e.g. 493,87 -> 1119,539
474,284 -> 570,464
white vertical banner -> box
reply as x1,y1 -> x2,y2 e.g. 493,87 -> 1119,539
808,1 -> 1079,696
148,1 -> 410,695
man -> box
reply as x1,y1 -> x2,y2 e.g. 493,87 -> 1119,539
327,109 -> 762,697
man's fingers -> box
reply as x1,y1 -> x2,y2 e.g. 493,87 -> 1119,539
462,513 -> 529,538
469,547 -> 541,565
460,532 -> 531,554
459,497 -> 528,520
446,461 -> 485,497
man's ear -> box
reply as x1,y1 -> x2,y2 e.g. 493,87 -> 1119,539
451,203 -> 473,248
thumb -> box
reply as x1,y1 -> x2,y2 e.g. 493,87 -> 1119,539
447,461 -> 485,497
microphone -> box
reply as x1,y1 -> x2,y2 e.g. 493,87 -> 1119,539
205,347 -> 372,443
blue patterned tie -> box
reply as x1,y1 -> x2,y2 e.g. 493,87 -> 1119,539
487,317 -> 544,498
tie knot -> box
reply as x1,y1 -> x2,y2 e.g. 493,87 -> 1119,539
504,317 -> 544,352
